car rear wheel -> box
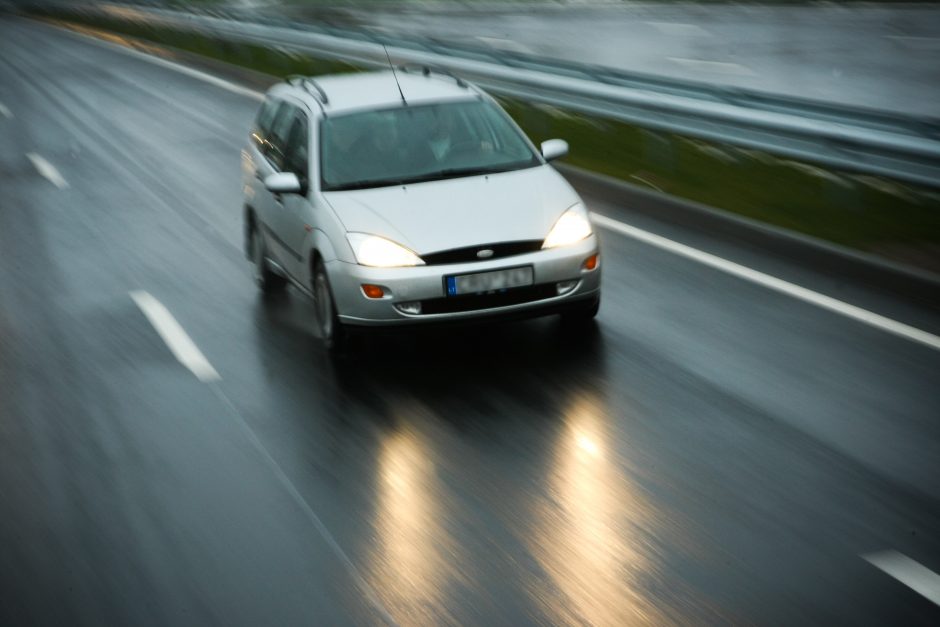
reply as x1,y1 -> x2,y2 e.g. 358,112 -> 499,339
250,223 -> 287,294
313,259 -> 348,354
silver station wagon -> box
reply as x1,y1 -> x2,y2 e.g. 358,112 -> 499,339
242,69 -> 601,352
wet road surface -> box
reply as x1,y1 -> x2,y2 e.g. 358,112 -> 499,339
1,17 -> 940,626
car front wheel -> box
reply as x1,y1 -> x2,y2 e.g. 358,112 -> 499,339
250,223 -> 287,294
313,259 -> 348,354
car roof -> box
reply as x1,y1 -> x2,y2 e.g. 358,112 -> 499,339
270,70 -> 483,116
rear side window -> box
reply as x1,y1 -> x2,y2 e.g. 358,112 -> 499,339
267,104 -> 298,171
252,98 -> 281,151
255,98 -> 280,135
283,113 -> 310,186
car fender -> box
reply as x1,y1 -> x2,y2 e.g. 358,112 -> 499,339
303,228 -> 339,286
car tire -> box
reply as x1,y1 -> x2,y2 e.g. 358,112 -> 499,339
561,295 -> 600,326
313,258 -> 349,354
250,223 -> 287,294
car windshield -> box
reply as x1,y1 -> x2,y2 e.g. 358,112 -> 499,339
320,99 -> 541,191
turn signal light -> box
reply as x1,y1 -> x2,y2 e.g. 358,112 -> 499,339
583,254 -> 599,270
361,284 -> 385,299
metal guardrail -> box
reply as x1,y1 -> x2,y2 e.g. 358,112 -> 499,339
39,2 -> 940,188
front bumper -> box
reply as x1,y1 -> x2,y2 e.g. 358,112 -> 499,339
328,234 -> 601,327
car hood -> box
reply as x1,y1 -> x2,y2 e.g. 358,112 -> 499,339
322,165 -> 580,255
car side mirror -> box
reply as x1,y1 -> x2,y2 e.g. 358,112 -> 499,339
541,139 -> 569,162
264,172 -> 302,194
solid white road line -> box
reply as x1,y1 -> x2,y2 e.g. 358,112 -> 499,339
130,290 -> 221,382
26,153 -> 69,189
45,22 -> 940,353
48,22 -> 263,101
863,550 -> 940,606
0,101 -> 11,119
591,212 -> 940,352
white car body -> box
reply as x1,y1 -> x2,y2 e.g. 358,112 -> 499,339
242,70 -> 600,347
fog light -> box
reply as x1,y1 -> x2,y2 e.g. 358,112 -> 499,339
361,284 -> 385,299
583,254 -> 599,271
396,301 -> 422,315
556,280 -> 578,295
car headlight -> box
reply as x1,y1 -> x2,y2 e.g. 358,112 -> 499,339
542,203 -> 592,249
346,233 -> 425,267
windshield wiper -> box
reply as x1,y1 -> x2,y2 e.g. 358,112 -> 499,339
324,163 -> 535,191
433,166 -> 512,178
401,165 -> 526,184
324,177 -> 412,191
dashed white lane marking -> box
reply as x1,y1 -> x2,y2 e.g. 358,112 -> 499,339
591,212 -> 940,352
26,153 -> 69,189
667,57 -> 755,76
647,22 -> 711,37
0,102 -> 11,119
130,290 -> 221,382
863,551 -> 940,606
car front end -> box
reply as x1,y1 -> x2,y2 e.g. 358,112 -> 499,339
326,211 -> 601,327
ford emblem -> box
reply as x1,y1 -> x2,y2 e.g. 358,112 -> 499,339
477,249 -> 494,259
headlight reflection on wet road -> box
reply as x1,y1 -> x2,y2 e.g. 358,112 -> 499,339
370,411 -> 463,625
527,393 -> 664,625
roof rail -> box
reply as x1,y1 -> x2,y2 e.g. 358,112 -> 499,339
397,64 -> 468,88
304,78 -> 330,105
285,74 -> 330,107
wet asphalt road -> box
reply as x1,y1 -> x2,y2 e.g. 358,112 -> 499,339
2,16 -> 940,626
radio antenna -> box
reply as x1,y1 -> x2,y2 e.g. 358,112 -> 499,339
384,45 -> 407,106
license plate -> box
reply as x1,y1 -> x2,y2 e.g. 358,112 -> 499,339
446,266 -> 534,296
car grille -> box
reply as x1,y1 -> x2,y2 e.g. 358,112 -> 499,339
421,240 -> 543,266
419,284 -> 557,314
